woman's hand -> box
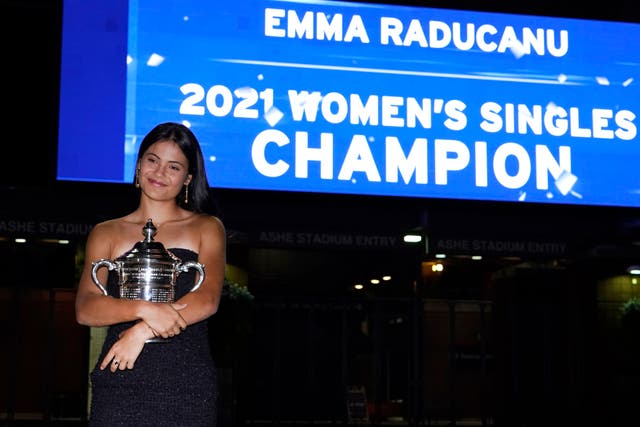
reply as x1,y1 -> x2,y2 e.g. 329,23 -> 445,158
100,321 -> 154,372
139,302 -> 188,339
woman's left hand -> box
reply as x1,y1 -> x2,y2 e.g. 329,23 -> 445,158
100,321 -> 152,372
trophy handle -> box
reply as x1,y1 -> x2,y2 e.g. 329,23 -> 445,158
91,259 -> 117,296
178,261 -> 206,292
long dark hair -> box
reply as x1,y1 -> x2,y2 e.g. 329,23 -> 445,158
135,122 -> 213,214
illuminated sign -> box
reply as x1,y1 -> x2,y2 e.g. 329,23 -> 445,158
58,0 -> 640,207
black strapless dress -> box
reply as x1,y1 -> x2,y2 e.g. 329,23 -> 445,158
89,249 -> 217,427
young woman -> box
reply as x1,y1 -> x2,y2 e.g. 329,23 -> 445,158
75,122 -> 226,426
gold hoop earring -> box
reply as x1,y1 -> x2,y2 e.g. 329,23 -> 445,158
184,183 -> 189,204
135,169 -> 140,188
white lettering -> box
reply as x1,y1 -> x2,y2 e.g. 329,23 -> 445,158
264,8 -> 369,43
267,9 -> 568,56
251,131 -> 571,192
380,18 -> 567,56
479,102 -> 637,140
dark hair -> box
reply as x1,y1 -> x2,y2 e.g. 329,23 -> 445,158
135,122 -> 213,214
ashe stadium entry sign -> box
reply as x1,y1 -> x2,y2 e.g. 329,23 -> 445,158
58,0 -> 640,207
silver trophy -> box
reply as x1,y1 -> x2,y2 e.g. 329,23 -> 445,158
91,218 -> 205,341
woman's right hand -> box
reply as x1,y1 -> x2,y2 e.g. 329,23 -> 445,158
139,302 -> 188,339
100,321 -> 151,372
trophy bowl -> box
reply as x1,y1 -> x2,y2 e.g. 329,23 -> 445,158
91,218 -> 205,342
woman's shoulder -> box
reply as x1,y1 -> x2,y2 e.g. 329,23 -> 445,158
192,213 -> 225,235
190,214 -> 225,254
90,217 -> 129,235
87,217 -> 142,246
84,217 -> 136,258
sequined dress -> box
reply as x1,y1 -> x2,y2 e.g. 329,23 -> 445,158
89,249 -> 217,427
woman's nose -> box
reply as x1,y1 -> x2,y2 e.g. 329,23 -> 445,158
154,164 -> 169,176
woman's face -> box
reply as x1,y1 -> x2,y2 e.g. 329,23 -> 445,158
137,140 -> 192,202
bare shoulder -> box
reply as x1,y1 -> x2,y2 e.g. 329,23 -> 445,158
90,216 -> 135,237
194,214 -> 226,236
192,214 -> 225,261
87,218 -> 119,241
83,218 -> 119,260
85,216 -> 140,258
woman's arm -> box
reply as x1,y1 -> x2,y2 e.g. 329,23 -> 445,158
172,215 -> 226,325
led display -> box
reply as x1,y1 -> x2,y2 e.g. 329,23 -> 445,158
57,0 -> 640,207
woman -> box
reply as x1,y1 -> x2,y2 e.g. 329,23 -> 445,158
75,122 -> 226,426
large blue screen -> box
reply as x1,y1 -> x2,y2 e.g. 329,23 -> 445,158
57,0 -> 640,207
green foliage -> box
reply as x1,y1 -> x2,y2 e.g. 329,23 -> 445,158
222,278 -> 254,301
621,297 -> 640,318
